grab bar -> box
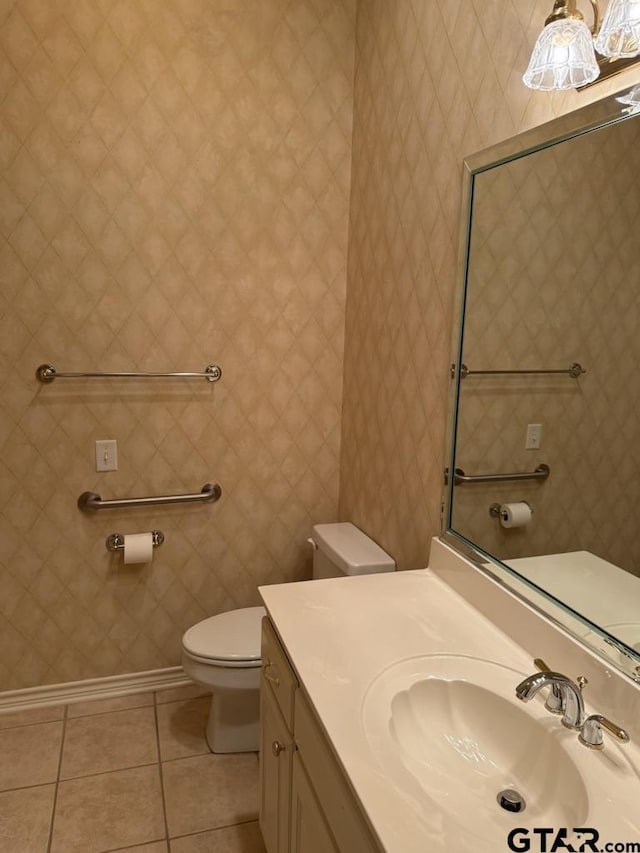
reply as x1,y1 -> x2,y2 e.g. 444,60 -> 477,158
36,364 -> 222,383
451,362 -> 585,380
78,483 -> 222,512
445,464 -> 550,485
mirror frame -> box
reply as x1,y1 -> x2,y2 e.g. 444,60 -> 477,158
441,86 -> 640,684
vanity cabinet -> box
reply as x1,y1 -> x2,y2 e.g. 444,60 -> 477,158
290,752 -> 339,853
260,617 -> 382,853
260,618 -> 297,853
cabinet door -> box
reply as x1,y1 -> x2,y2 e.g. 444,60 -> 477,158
260,682 -> 294,853
290,753 -> 339,853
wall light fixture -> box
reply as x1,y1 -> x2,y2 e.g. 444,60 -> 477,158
524,0 -> 640,90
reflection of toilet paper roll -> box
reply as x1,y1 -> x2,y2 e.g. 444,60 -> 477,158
500,502 -> 532,529
124,533 -> 154,564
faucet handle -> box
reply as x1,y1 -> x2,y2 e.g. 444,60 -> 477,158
579,714 -> 630,750
534,658 -> 564,714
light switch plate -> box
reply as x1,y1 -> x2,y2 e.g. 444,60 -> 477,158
95,439 -> 118,471
525,423 -> 542,450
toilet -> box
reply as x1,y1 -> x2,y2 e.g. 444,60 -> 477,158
181,522 -> 395,753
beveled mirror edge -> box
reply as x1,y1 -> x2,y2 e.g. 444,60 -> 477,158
441,83 -> 640,684
441,156 -> 474,536
463,87 -> 634,175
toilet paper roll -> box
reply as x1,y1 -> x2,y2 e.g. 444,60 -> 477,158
123,532 -> 154,564
500,502 -> 532,529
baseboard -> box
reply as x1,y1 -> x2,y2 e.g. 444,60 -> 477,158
0,667 -> 192,714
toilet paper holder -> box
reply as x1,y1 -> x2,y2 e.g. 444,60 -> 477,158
106,530 -> 165,552
489,502 -> 532,520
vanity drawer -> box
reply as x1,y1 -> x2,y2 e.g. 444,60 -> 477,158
261,617 -> 298,728
295,690 -> 382,853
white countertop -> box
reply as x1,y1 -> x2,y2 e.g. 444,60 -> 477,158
259,568 -> 558,853
259,561 -> 640,853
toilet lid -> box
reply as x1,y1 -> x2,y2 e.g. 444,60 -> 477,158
182,606 -> 265,662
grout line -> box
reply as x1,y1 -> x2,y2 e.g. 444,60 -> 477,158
0,780 -> 60,795
101,837 -> 167,853
55,760 -> 161,784
46,703 -> 68,853
153,695 -> 171,849
0,715 -> 65,732
156,749 -> 213,766
65,701 -> 155,720
168,818 -> 262,843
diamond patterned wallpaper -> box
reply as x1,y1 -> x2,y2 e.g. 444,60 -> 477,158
452,116 -> 640,574
3,0 -> 640,693
340,0 -> 640,570
0,0 -> 356,689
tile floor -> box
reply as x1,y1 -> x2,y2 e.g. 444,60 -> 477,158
0,684 -> 267,853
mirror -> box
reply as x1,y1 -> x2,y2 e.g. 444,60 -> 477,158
444,87 -> 640,682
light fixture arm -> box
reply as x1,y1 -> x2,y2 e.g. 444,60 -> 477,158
588,0 -> 600,34
545,0 -> 582,24
544,0 -> 600,32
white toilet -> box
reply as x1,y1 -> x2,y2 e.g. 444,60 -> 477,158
181,522 -> 395,753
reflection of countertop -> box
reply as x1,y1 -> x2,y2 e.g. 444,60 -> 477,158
502,552 -> 640,655
504,551 -> 640,626
259,564 -> 640,853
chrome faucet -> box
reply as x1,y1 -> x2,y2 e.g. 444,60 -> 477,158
516,670 -> 585,730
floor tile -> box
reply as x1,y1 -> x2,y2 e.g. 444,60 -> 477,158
50,764 -> 165,853
155,684 -> 210,704
163,753 -> 260,838
0,705 -> 64,730
0,784 -> 55,853
61,706 -> 158,779
108,843 -> 168,852
67,692 -> 154,718
156,697 -> 210,761
0,721 -> 62,791
171,822 -> 267,853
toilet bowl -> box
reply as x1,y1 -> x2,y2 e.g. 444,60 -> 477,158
181,605 -> 265,754
182,523 -> 395,753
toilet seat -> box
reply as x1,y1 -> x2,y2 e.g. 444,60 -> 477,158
182,606 -> 265,668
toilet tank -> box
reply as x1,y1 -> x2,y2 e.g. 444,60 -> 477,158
310,522 -> 395,579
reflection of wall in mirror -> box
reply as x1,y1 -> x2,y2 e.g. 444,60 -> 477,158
452,115 -> 640,576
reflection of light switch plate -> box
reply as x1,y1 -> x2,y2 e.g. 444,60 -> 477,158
526,424 -> 542,450
95,439 -> 118,471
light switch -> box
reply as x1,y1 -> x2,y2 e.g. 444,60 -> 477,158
95,439 -> 118,471
525,424 -> 542,450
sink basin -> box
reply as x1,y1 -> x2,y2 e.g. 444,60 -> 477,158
362,655 -> 639,847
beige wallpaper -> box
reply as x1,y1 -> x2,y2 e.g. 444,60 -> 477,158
3,0 -> 640,693
452,117 -> 640,574
0,0 -> 355,689
339,0 -> 640,570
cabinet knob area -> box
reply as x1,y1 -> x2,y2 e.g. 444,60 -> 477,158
263,661 -> 281,687
272,740 -> 286,757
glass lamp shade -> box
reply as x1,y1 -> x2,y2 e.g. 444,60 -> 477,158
616,84 -> 640,105
594,0 -> 640,57
523,19 -> 600,90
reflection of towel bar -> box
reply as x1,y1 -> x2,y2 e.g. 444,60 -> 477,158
451,363 -> 585,379
78,483 -> 222,512
445,464 -> 550,485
